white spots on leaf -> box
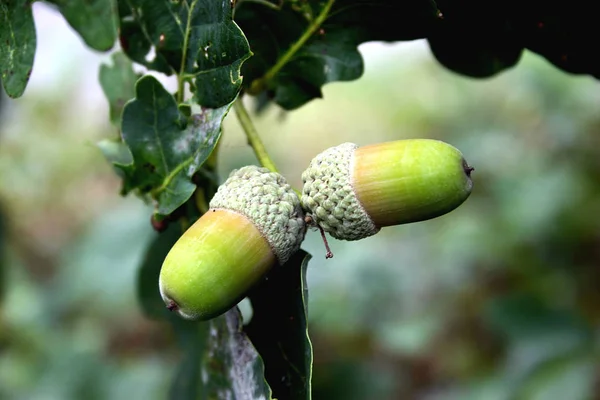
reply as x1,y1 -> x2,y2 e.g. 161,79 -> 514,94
229,69 -> 243,85
186,164 -> 196,177
192,112 -> 207,126
172,135 -> 194,155
144,45 -> 157,63
172,112 -> 213,157
145,143 -> 156,153
210,324 -> 218,338
224,311 -> 266,400
133,7 -> 144,19
201,367 -> 209,384
203,43 -> 212,60
217,389 -> 233,400
207,135 -> 216,147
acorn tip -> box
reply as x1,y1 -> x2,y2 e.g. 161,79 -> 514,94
166,299 -> 179,312
462,159 -> 474,177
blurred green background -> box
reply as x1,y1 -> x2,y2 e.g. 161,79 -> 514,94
1,4 -> 600,400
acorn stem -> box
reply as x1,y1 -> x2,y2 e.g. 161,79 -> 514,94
463,159 -> 475,177
305,215 -> 334,259
318,225 -> 334,259
233,98 -> 278,173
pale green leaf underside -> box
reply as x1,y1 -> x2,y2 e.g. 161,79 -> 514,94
119,75 -> 232,215
170,309 -> 273,400
48,0 -> 118,51
99,52 -> 139,125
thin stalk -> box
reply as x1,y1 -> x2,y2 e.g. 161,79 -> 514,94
248,0 -> 335,93
177,0 -> 195,103
233,97 -> 278,173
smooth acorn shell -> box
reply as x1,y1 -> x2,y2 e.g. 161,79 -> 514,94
159,209 -> 276,321
353,139 -> 473,227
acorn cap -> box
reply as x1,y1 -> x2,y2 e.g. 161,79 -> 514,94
301,139 -> 473,241
301,143 -> 380,241
209,165 -> 306,265
159,165 -> 306,320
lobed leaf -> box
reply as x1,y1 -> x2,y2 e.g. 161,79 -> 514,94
236,0 -> 439,110
428,1 -> 600,79
137,223 -> 273,399
169,309 -> 272,400
117,0 -> 252,108
99,51 -> 140,125
245,250 -> 313,400
516,2 -> 600,79
47,0 -> 118,51
427,0 -> 523,78
0,0 -> 36,98
96,139 -> 135,194
118,75 -> 231,216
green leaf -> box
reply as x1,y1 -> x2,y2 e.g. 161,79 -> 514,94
96,139 -> 135,193
137,222 -> 182,320
137,222 -> 272,399
117,0 -> 252,108
236,0 -> 439,110
518,4 -> 600,79
119,75 -> 231,216
99,52 -> 140,125
47,0 -> 118,51
427,1 -> 523,78
0,0 -> 36,98
245,250 -> 313,400
169,309 -> 272,400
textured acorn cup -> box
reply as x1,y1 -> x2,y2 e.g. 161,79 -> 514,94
159,165 -> 306,321
301,139 -> 473,241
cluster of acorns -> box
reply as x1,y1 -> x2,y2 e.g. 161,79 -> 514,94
159,139 -> 474,321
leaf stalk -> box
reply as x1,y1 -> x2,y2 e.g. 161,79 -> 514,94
177,0 -> 196,103
248,0 -> 335,94
233,98 -> 278,173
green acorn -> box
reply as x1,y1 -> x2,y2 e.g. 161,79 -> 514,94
159,165 -> 306,321
301,139 -> 474,241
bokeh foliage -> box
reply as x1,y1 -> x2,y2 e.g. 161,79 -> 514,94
1,1 -> 600,399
